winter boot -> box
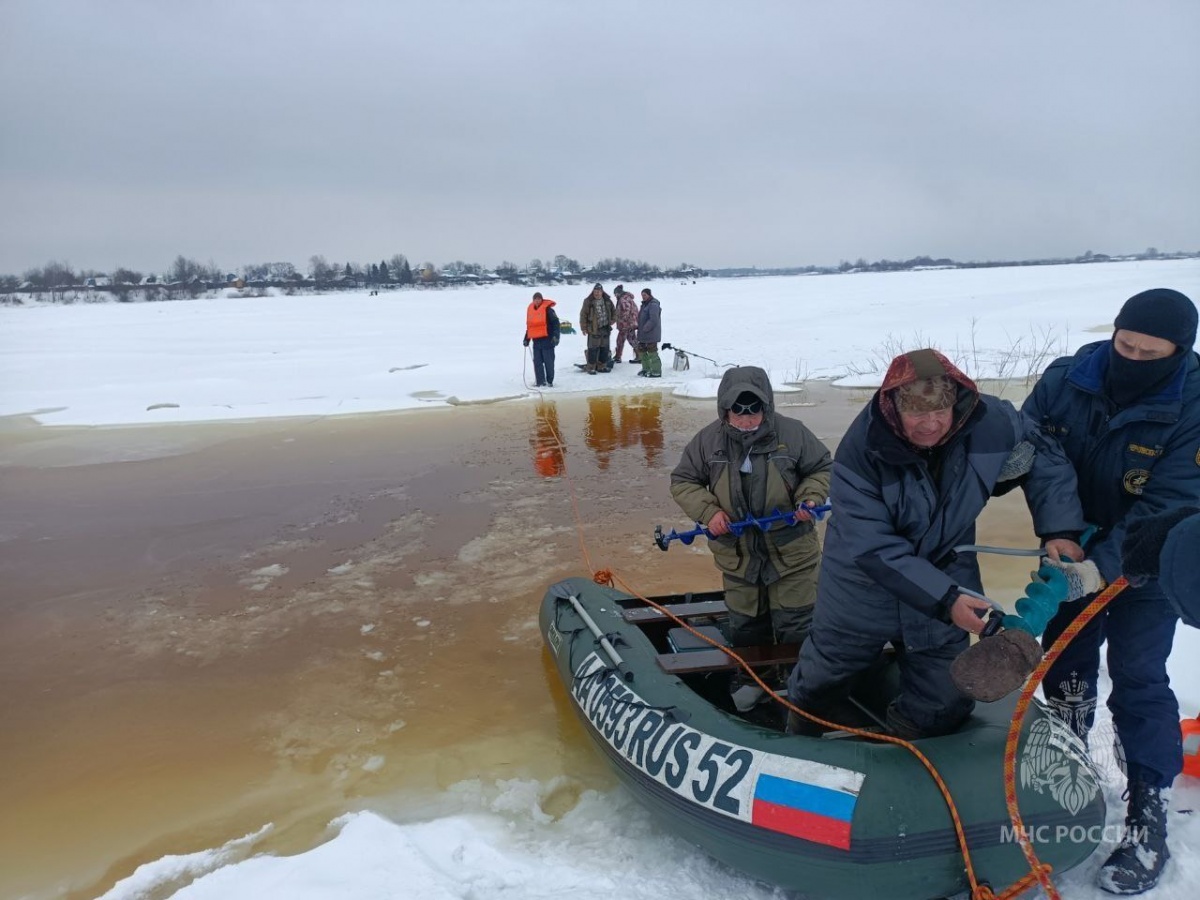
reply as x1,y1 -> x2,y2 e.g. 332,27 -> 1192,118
950,628 -> 1043,702
729,670 -> 767,712
785,708 -> 825,737
1097,781 -> 1171,894
885,705 -> 925,741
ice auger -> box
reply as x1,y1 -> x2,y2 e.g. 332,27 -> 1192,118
654,504 -> 831,551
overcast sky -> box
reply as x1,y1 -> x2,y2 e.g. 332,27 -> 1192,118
1,0 -> 1197,275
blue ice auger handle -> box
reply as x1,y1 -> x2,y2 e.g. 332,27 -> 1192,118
654,504 -> 831,551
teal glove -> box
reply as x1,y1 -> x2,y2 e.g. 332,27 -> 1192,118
1002,564 -> 1070,636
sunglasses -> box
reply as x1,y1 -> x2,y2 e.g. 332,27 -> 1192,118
731,399 -> 763,415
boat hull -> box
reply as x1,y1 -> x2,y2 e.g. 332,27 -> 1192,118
541,577 -> 1106,900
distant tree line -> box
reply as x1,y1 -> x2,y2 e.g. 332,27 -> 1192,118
5,244 -> 1193,305
0,250 -> 705,304
709,247 -> 1197,278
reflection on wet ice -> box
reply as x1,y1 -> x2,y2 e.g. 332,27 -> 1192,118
582,394 -> 664,472
531,401 -> 566,478
530,394 -> 665,478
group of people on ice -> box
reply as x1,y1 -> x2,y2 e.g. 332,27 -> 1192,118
522,282 -> 662,387
670,287 -> 1200,896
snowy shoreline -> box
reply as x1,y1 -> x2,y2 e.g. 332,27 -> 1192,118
3,260 -> 1198,428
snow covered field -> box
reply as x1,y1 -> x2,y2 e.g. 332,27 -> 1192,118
3,258 -> 1199,427
5,259 -> 1199,899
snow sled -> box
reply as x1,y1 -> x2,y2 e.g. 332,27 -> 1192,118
540,577 -> 1107,900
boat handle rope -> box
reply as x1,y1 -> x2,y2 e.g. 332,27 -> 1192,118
569,663 -> 687,721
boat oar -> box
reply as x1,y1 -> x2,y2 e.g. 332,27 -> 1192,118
567,593 -> 633,682
654,504 -> 831,551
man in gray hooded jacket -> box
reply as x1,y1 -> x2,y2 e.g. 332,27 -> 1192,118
671,366 -> 833,708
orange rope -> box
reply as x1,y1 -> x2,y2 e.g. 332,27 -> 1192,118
992,577 -> 1129,900
534,379 -> 1117,899
608,568 -> 999,899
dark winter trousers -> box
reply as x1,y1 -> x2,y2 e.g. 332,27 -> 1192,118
585,329 -> 612,370
723,571 -> 816,647
531,339 -> 555,386
1041,582 -> 1182,788
788,614 -> 974,738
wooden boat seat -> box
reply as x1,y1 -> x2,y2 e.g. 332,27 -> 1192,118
657,642 -> 801,675
621,599 -> 726,623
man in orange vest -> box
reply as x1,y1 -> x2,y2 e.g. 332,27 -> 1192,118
523,292 -> 561,387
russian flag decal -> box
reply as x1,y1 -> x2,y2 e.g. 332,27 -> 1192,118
752,772 -> 858,849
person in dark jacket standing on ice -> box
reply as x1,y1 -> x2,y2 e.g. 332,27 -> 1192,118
579,283 -> 615,374
787,349 -> 1086,739
635,288 -> 663,378
671,366 -> 832,711
1022,287 -> 1200,895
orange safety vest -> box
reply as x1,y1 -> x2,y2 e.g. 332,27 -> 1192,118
526,299 -> 555,340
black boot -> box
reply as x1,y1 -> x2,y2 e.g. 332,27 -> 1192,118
885,705 -> 925,741
1098,781 -> 1171,894
784,708 -> 825,737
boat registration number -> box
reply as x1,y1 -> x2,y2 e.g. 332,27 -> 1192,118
570,653 -> 864,847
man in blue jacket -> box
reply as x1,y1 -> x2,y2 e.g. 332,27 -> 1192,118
787,349 -> 1085,739
635,288 -> 663,378
1023,287 -> 1200,895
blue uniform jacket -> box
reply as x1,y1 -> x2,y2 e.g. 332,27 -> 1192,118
1022,341 -> 1200,582
820,393 -> 1084,650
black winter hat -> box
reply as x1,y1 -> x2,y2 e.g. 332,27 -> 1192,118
1113,288 -> 1197,352
593,282 -> 603,290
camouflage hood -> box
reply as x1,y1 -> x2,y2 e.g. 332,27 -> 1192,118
877,349 -> 979,447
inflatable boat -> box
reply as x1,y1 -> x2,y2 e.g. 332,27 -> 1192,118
540,576 -> 1107,900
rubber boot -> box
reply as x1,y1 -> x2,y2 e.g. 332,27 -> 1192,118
885,705 -> 925,741
785,708 -> 825,737
1098,781 -> 1171,894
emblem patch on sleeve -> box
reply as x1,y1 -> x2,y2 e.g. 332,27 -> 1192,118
1123,469 -> 1150,495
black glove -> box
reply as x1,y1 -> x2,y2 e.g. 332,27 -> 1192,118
553,336 -> 559,346
522,338 -> 530,347
1122,506 -> 1200,580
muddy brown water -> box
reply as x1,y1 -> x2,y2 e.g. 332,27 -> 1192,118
0,383 -> 1041,900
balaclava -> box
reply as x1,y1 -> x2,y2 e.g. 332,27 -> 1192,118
1106,288 -> 1197,407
